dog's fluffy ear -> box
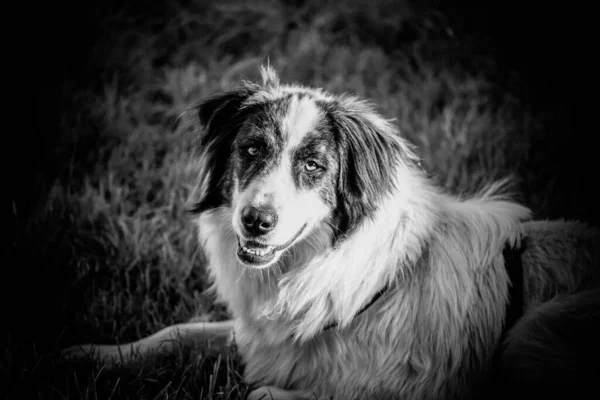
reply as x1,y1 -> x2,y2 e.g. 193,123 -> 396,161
197,86 -> 258,144
197,64 -> 278,142
328,99 -> 408,240
189,85 -> 258,213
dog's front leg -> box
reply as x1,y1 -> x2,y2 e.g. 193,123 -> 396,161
61,319 -> 235,367
248,386 -> 327,400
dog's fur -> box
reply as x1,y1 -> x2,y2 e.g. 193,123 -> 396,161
63,67 -> 600,400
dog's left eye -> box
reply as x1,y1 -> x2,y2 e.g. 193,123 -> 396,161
246,147 -> 259,156
304,161 -> 319,172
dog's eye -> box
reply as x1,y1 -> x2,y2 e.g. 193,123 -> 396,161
304,161 -> 319,172
246,147 -> 259,156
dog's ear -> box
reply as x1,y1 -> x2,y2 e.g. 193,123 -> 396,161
189,85 -> 259,213
327,98 -> 409,240
196,64 -> 279,144
197,86 -> 259,145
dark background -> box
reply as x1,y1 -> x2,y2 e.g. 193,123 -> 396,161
25,0 -> 598,225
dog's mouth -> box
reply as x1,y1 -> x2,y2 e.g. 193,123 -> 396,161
236,224 -> 307,267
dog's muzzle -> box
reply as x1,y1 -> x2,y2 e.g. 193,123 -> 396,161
236,223 -> 307,267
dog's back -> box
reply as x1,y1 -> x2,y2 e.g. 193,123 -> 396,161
489,221 -> 600,399
520,220 -> 600,308
494,287 -> 600,400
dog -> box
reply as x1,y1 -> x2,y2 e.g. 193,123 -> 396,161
63,66 -> 600,399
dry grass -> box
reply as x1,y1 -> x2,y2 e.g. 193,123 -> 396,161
5,0 -> 592,399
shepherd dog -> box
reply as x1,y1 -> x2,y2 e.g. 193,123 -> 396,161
63,66 -> 600,400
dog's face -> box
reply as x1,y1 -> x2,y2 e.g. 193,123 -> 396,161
229,96 -> 338,267
191,67 -> 414,268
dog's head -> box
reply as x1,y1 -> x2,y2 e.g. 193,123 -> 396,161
191,66 -> 418,269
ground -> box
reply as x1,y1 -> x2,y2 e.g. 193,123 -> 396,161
4,0 -> 597,399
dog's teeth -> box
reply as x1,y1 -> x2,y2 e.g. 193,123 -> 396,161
240,244 -> 275,257
240,244 -> 274,257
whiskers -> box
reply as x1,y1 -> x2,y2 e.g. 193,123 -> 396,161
322,219 -> 344,242
212,207 -> 235,226
280,224 -> 333,270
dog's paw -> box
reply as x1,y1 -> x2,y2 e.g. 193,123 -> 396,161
247,387 -> 278,400
60,344 -> 97,361
60,343 -> 127,367
247,386 -> 321,400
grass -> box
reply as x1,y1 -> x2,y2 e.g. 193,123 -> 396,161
6,0 -> 596,399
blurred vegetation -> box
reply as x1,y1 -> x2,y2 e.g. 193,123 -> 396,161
4,0 -> 596,398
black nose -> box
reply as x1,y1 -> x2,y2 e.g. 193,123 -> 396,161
241,205 -> 278,236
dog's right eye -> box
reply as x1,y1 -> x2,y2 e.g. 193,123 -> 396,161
246,147 -> 259,156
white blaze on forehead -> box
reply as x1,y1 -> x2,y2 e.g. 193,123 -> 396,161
282,95 -> 323,150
